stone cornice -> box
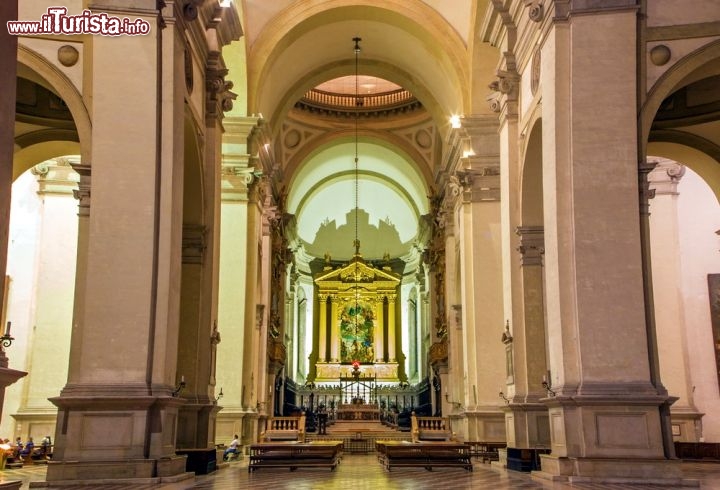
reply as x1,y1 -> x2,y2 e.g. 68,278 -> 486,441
553,0 -> 640,21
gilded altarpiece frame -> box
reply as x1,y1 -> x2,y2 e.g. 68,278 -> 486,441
314,257 -> 401,381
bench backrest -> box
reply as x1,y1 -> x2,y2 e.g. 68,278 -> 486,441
261,414 -> 306,442
411,412 -> 454,443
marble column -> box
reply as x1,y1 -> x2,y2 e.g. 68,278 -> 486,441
0,11 -> 24,477
0,0 -> 17,341
535,6 -> 680,482
240,176 -> 261,443
330,296 -> 339,362
216,117 -> 257,447
649,160 -> 702,441
452,115 -> 506,443
375,297 -> 385,362
317,294 -> 328,363
13,160 -> 78,434
47,2 -> 189,482
387,295 -> 397,362
503,226 -> 550,450
490,49 -> 550,451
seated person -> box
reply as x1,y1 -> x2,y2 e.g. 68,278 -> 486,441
19,437 -> 34,458
12,437 -> 22,458
39,436 -> 52,456
223,435 -> 239,461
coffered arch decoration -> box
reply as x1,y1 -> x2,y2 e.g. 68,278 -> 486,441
247,1 -> 470,135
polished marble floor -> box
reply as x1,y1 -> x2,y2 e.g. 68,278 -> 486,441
2,455 -> 720,489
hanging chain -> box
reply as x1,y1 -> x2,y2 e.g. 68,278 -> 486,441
353,37 -> 362,357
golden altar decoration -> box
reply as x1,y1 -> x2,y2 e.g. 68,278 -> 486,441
313,255 -> 401,381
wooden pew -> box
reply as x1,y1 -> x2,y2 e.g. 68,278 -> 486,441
376,440 -> 472,471
410,412 -> 454,443
260,413 -> 306,443
248,441 -> 343,472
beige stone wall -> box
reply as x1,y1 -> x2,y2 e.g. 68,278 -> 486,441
677,169 -> 720,441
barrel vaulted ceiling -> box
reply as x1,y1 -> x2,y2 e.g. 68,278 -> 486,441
234,0 -> 497,262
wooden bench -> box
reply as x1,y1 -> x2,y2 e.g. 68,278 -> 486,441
375,440 -> 472,471
260,414 -> 306,442
411,413 -> 454,443
248,441 -> 343,472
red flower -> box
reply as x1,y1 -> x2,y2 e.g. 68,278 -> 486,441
352,360 -> 360,369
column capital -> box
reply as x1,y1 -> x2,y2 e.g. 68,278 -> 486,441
205,53 -> 236,124
515,226 -> 545,266
69,158 -> 91,216
221,154 -> 259,202
32,157 -> 78,196
486,54 -> 519,123
455,164 -> 501,202
649,159 -> 685,196
639,159 -> 659,216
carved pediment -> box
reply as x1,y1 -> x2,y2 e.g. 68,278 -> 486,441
314,256 -> 400,291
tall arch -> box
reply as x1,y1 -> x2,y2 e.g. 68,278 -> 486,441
17,45 -> 91,163
247,1 -> 469,135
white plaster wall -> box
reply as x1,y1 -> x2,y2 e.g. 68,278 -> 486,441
2,171 -> 42,438
299,278 -> 314,381
216,200 -> 248,408
677,168 -> 720,441
400,280 -> 414,379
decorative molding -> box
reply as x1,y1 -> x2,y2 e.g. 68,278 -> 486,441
486,92 -> 501,113
524,0 -> 544,22
649,159 -> 685,196
221,156 -> 258,202
488,71 -> 517,95
553,0 -> 640,21
515,226 -> 545,266
57,45 -> 79,67
453,165 -> 501,202
34,158 -> 79,196
487,57 -> 520,122
638,160 -> 659,216
267,338 -> 287,372
531,48 -> 541,96
181,224 -> 206,264
69,160 -> 91,216
205,53 -> 237,122
429,339 -> 448,368
649,44 -> 672,66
